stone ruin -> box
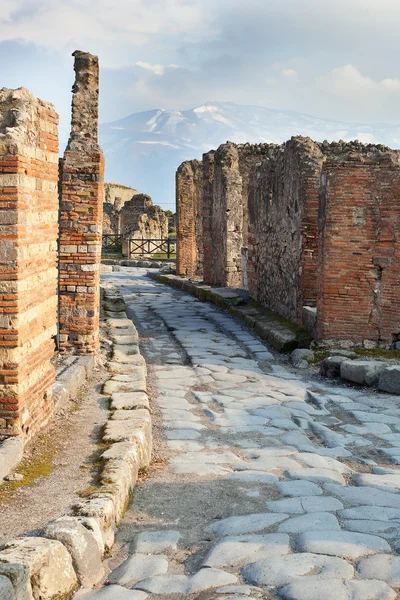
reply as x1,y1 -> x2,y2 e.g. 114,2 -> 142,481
0,51 -> 104,439
103,182 -> 138,233
103,185 -> 169,257
176,138 -> 400,349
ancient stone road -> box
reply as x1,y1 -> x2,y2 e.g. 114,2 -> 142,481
77,269 -> 400,600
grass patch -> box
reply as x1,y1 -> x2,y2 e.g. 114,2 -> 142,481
355,348 -> 400,360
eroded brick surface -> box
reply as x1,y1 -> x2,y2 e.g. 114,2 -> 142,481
176,160 -> 203,277
59,51 -> 104,355
0,87 -> 59,437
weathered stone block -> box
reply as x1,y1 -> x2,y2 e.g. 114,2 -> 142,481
45,516 -> 104,587
341,360 -> 388,387
379,366 -> 400,395
0,537 -> 78,600
320,356 -> 347,379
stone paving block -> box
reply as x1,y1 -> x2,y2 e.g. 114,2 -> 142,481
278,512 -> 340,533
298,530 -> 391,558
357,554 -> 400,587
276,480 -> 323,497
108,554 -> 168,587
242,553 -> 354,587
203,534 -> 290,567
278,578 -> 396,600
207,513 -> 288,536
285,468 -> 346,485
352,473 -> 400,492
134,530 -> 180,553
74,585 -> 148,599
0,576 -> 14,600
110,392 -> 150,411
324,483 -> 400,509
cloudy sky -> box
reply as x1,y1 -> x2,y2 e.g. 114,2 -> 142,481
1,0 -> 400,144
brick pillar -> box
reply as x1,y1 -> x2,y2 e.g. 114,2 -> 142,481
317,153 -> 400,346
0,88 -> 59,437
176,160 -> 202,277
211,143 -> 243,287
59,51 -> 104,354
202,151 -> 215,284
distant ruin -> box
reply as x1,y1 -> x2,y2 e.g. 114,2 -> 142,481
176,138 -> 400,348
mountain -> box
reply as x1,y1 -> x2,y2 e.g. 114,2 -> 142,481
99,101 -> 400,210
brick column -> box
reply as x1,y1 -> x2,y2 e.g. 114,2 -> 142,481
0,88 -> 59,437
176,160 -> 202,277
59,51 -> 104,354
202,151 -> 215,284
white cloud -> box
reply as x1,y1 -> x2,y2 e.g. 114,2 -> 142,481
282,68 -> 297,78
136,62 -> 166,76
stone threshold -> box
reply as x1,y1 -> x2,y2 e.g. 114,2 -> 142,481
0,288 -> 152,600
149,272 -> 312,353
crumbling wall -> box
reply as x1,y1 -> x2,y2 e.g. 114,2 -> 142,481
103,182 -> 138,234
202,151 -> 215,283
59,51 -> 104,355
317,143 -> 400,347
176,160 -> 203,277
120,194 -> 168,239
248,137 -> 323,323
0,88 -> 59,437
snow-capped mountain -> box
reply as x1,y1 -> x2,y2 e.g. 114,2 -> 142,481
99,101 -> 400,209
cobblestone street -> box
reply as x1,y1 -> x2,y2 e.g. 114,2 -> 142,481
78,268 -> 400,600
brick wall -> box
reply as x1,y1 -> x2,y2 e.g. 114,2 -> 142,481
317,147 -> 400,346
0,88 -> 59,437
176,159 -> 203,277
59,51 -> 104,354
202,151 -> 215,284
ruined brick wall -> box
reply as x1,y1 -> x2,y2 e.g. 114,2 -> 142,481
0,88 -> 59,437
210,143 -> 242,287
120,194 -> 168,241
247,138 -> 323,323
176,160 -> 203,277
59,51 -> 104,354
210,143 -> 272,288
317,144 -> 400,346
202,151 -> 215,283
104,182 -> 138,233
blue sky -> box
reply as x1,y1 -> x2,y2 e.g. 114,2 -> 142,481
1,0 -> 400,147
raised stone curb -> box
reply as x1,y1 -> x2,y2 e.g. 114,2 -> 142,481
102,259 -> 175,270
0,288 -> 152,600
149,272 -> 309,353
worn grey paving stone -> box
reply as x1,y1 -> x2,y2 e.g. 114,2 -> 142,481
278,512 -> 340,533
296,453 -> 353,474
188,567 -> 238,592
0,576 -> 14,600
267,496 -> 343,514
324,483 -> 400,509
276,480 -> 323,497
357,554 -> 400,587
74,586 -> 148,600
133,530 -> 180,553
342,520 -> 400,539
108,554 -> 168,586
110,392 -> 149,411
278,578 -> 396,600
285,468 -> 346,484
228,471 -> 279,484
352,473 -> 400,492
207,513 -> 288,536
298,531 -> 391,558
135,574 -> 189,594
339,506 -> 400,521
166,429 -> 201,440
242,553 -> 354,587
202,534 -> 290,567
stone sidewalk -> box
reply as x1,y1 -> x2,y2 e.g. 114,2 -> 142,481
77,268 -> 400,600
